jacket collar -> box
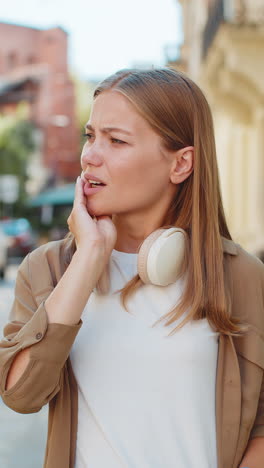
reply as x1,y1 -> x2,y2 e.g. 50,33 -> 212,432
222,237 -> 238,255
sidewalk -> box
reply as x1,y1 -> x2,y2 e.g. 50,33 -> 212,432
0,400 -> 48,468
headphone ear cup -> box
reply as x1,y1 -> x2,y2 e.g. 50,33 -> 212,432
138,228 -> 187,286
137,229 -> 167,284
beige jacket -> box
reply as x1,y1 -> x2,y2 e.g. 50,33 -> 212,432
0,239 -> 264,468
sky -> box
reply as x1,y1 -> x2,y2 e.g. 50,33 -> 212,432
0,0 -> 183,81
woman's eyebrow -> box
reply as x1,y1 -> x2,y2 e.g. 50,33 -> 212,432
85,123 -> 133,136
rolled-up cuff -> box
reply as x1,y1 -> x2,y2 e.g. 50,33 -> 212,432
0,302 -> 82,412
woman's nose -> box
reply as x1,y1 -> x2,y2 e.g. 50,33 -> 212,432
81,145 -> 103,167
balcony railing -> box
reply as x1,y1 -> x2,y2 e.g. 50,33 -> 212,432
202,0 -> 264,59
235,0 -> 264,24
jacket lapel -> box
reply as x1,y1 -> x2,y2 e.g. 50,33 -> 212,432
216,239 -> 241,467
216,335 -> 241,468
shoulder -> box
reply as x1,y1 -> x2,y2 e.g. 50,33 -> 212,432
20,240 -> 67,289
224,240 -> 264,331
226,241 -> 264,284
28,239 -> 65,263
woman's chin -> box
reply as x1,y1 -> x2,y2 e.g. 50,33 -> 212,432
86,200 -> 112,218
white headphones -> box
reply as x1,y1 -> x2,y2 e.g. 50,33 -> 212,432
96,227 -> 187,294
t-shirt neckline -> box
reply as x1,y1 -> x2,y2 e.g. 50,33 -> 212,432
112,248 -> 138,263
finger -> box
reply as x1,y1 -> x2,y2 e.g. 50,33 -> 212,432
73,176 -> 85,208
67,214 -> 71,227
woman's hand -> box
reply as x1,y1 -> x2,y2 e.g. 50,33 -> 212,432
67,176 -> 117,290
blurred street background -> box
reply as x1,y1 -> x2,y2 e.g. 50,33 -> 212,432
0,0 -> 264,466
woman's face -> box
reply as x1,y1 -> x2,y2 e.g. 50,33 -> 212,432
80,90 -> 178,218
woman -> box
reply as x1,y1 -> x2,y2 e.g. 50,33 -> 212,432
0,68 -> 264,468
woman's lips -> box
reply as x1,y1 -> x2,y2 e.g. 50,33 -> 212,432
80,172 -> 106,196
83,180 -> 106,196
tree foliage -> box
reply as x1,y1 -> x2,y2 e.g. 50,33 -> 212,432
0,112 -> 36,216
0,115 -> 36,176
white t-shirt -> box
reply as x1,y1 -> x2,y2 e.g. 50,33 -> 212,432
70,248 -> 219,468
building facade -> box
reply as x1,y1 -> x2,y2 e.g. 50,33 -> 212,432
0,22 -> 80,187
175,0 -> 264,255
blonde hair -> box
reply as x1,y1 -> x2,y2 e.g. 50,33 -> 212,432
63,68 -> 246,336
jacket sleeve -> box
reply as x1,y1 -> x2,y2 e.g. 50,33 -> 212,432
0,252 -> 82,414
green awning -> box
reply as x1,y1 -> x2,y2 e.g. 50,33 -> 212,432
28,183 -> 75,207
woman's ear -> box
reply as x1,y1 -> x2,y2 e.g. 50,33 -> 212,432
170,146 -> 194,184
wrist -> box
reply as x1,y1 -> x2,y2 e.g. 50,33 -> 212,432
73,244 -> 105,279
75,241 -> 104,259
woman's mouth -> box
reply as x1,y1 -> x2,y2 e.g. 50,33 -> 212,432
81,177 -> 106,196
80,172 -> 107,195
83,183 -> 105,196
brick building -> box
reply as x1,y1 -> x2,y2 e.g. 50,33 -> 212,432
0,22 -> 80,184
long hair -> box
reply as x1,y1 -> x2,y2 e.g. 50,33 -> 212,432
63,68 -> 246,336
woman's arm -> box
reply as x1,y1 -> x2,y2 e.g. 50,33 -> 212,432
5,244 -> 104,391
0,255 -> 79,413
239,436 -> 264,467
1,177 -> 116,411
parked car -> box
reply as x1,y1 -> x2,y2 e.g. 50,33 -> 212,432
0,225 -> 8,279
0,218 -> 36,257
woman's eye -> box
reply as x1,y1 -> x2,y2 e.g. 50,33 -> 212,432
111,138 -> 126,144
82,134 -> 126,145
82,133 -> 93,141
